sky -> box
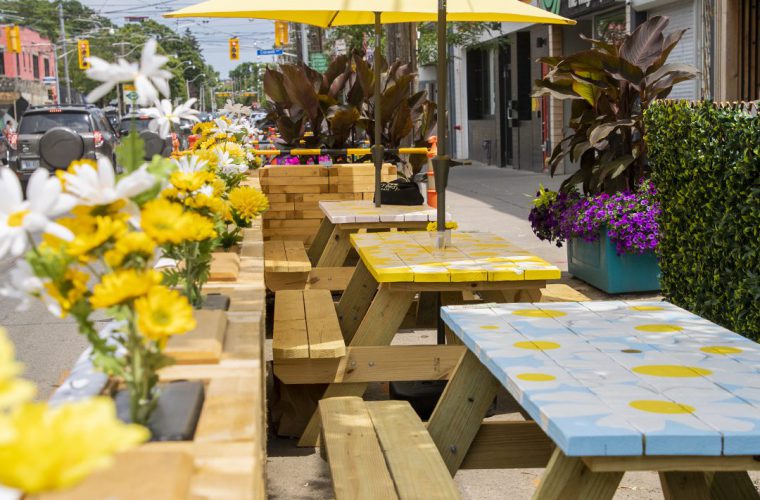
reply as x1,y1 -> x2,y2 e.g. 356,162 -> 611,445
76,0 -> 281,77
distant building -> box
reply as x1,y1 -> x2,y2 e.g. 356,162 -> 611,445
0,25 -> 58,118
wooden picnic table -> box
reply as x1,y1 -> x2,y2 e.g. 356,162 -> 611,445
293,230 -> 561,445
427,300 -> 760,499
307,200 -> 440,267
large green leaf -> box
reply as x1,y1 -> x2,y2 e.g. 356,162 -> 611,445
646,29 -> 687,74
572,80 -> 596,105
589,119 -> 636,146
281,64 -> 321,126
263,69 -> 290,106
389,100 -> 413,145
533,80 -> 581,99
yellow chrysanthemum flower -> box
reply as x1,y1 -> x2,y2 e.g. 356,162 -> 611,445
0,398 -> 148,493
426,221 -> 458,232
193,149 -> 217,167
90,269 -> 163,309
228,186 -> 269,222
141,199 -> 216,244
67,216 -> 128,262
0,328 -> 36,409
184,212 -> 218,241
104,232 -> 157,268
43,268 -> 89,317
169,171 -> 215,193
135,286 -> 196,341
212,178 -> 226,197
184,193 -> 225,216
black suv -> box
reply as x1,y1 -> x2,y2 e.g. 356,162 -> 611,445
118,113 -> 185,159
8,105 -> 119,181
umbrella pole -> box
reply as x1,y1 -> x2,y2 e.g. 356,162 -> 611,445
372,11 -> 383,207
432,0 -> 448,234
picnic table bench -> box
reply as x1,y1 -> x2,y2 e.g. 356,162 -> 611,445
427,300 -> 760,500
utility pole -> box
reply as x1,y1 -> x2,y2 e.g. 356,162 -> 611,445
58,0 -> 72,104
299,24 -> 308,64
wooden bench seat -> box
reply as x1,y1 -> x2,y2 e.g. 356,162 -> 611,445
319,397 -> 460,500
265,240 -> 354,292
273,289 -> 346,360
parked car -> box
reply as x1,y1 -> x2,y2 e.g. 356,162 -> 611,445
104,107 -> 121,131
118,113 -> 179,159
8,104 -> 119,182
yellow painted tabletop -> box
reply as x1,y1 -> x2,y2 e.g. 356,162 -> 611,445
350,231 -> 562,283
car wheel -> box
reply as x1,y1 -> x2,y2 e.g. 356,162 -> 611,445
39,127 -> 85,169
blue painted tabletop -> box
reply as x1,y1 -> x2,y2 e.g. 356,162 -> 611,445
441,301 -> 760,457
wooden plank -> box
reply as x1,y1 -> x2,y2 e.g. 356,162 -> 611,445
304,289 -> 346,358
307,266 -> 354,291
319,397 -> 399,500
367,400 -> 460,500
274,345 -> 465,384
298,382 -> 366,447
209,252 -> 240,282
272,290 -> 309,359
583,455 -> 760,472
317,227 -> 353,267
195,376 -> 257,443
336,261 -> 378,340
461,421 -> 554,470
264,218 -> 322,229
34,450 -> 193,500
165,310 -> 227,364
427,349 -> 501,475
261,176 -> 329,186
387,281 -> 547,292
283,240 -> 312,272
265,166 -> 328,177
708,472 -> 760,500
660,472 -> 711,500
532,449 -> 622,500
268,201 -> 295,211
540,284 -> 591,302
262,184 -> 327,194
265,271 -> 310,292
264,240 -> 288,272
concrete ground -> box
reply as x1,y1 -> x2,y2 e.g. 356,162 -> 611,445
3,163 -> 758,498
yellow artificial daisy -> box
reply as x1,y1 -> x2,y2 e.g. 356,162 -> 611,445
89,269 -> 163,309
140,199 -> 190,245
168,171 -> 214,193
183,212 -> 218,241
135,286 -> 196,341
104,232 -> 157,268
0,398 -> 148,493
184,193 -> 225,216
228,186 -> 270,222
43,268 -> 89,317
67,216 -> 128,262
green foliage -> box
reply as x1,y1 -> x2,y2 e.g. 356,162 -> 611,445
417,23 -> 499,65
534,16 -> 696,195
115,132 -> 145,173
645,100 -> 760,340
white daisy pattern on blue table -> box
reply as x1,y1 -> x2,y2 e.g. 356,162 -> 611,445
441,301 -> 760,457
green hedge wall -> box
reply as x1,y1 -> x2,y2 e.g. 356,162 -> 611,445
645,101 -> 759,339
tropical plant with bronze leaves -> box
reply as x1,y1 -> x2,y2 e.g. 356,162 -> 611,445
533,16 -> 696,194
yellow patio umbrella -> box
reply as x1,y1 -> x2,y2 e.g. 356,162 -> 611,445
166,0 -> 574,230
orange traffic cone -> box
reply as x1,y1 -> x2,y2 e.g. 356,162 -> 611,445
427,136 -> 438,208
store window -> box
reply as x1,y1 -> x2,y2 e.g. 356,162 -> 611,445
33,54 -> 40,79
0,51 -> 5,75
467,48 -> 492,119
44,58 -> 50,77
595,11 -> 627,45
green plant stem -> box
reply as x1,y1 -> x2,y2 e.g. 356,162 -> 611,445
125,307 -> 155,426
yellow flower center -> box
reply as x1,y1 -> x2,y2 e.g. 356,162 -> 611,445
7,209 -> 30,227
629,400 -> 695,414
632,365 -> 713,378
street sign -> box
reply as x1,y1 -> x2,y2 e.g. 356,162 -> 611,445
42,76 -> 57,85
309,53 -> 329,73
257,49 -> 283,56
125,91 -> 138,101
216,91 -> 232,97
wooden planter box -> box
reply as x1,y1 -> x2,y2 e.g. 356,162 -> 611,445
258,164 -> 397,245
38,219 -> 268,500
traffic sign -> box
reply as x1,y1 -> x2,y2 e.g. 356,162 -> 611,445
42,76 -> 57,85
257,49 -> 283,56
125,91 -> 138,101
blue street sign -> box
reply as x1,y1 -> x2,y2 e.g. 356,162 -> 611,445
257,49 -> 284,56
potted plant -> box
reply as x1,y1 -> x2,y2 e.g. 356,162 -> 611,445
530,181 -> 661,293
530,16 -> 695,291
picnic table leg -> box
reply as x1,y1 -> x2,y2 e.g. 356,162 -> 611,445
317,226 -> 353,267
427,350 -> 500,474
659,472 -> 711,500
298,285 -> 415,447
706,471 -> 760,500
336,260 -> 378,342
307,217 -> 334,266
532,448 -> 623,500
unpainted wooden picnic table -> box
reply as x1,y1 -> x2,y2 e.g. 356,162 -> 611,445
428,300 -> 760,500
293,230 -> 562,446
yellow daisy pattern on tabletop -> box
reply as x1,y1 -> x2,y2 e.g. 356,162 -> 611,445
440,300 -> 760,457
349,231 -> 561,283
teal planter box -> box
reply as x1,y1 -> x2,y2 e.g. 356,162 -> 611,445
567,229 -> 660,294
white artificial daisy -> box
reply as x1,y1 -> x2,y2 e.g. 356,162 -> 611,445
0,168 -> 76,258
62,157 -> 156,207
210,118 -> 242,136
172,155 -> 208,173
215,149 -> 248,175
0,260 -> 45,312
145,98 -> 199,137
221,99 -> 252,118
86,39 -> 172,106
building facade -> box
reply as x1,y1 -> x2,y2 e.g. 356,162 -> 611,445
0,26 -> 58,116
